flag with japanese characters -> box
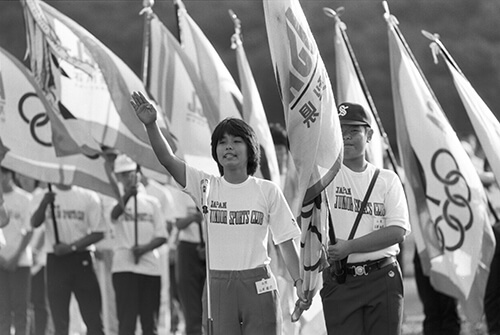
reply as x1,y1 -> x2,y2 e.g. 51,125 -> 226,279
21,0 -> 171,175
264,0 -> 343,316
175,0 -> 242,129
386,10 -> 495,322
0,46 -> 118,198
147,13 -> 218,175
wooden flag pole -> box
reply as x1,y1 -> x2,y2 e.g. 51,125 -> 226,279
48,183 -> 60,245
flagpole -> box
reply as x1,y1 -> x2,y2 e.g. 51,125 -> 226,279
173,0 -> 181,42
325,7 -> 400,176
47,183 -> 60,245
140,0 -> 154,86
134,164 -> 140,264
383,2 -> 445,118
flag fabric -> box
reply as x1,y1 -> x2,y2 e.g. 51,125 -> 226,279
175,0 -> 242,129
21,0 -> 171,175
332,12 -> 385,168
175,0 -> 277,181
386,10 -> 495,322
0,46 -> 118,198
231,20 -> 280,184
147,13 -> 218,175
426,33 -> 500,188
264,0 -> 343,308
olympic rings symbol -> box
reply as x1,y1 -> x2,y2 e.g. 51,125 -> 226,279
430,149 -> 473,252
18,92 -> 52,147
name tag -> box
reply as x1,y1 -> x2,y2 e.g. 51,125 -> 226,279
373,217 -> 386,230
255,277 -> 277,295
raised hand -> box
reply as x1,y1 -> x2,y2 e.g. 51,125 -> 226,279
130,91 -> 157,126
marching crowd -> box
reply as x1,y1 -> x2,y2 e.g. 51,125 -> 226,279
0,96 -> 499,335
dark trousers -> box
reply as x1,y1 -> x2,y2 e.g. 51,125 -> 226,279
0,266 -> 31,335
321,261 -> 403,335
112,272 -> 161,335
176,241 -> 206,335
46,252 -> 104,335
413,251 -> 460,335
485,221 -> 500,335
30,267 -> 48,335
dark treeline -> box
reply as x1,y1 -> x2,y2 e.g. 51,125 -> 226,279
2,0 -> 500,151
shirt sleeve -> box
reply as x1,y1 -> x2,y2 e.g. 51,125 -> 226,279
86,191 -> 106,233
267,182 -> 301,245
182,165 -> 212,211
384,171 -> 411,235
151,197 -> 168,239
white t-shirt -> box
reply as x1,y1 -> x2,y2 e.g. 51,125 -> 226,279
176,188 -> 202,243
111,185 -> 167,276
326,163 -> 410,263
94,193 -> 118,251
145,179 -> 176,223
0,186 -> 33,266
183,165 -> 301,271
31,186 -> 106,253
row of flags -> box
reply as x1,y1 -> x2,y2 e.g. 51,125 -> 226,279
0,0 -> 499,323
264,0 -> 498,323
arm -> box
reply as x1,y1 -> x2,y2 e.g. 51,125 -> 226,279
131,91 -> 186,187
53,231 -> 105,256
278,238 -> 306,301
175,207 -> 202,230
479,171 -> 496,187
2,230 -> 33,271
328,226 -> 406,261
110,185 -> 137,221
0,200 -> 8,228
30,192 -> 55,228
132,237 -> 167,260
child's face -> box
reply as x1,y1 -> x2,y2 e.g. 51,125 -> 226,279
116,170 -> 137,190
341,124 -> 373,161
216,133 -> 248,171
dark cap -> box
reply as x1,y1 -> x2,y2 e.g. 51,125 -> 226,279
337,102 -> 371,127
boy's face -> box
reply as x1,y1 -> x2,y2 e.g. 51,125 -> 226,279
216,133 -> 248,171
341,124 -> 373,161
116,170 -> 137,190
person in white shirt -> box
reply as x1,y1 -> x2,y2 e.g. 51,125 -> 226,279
31,183 -> 105,335
15,174 -> 52,335
322,102 -> 410,335
110,154 -> 168,335
174,189 -> 205,335
0,167 -> 33,335
0,156 -> 8,229
131,91 -> 305,335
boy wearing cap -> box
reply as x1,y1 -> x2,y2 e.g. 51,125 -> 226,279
110,154 -> 167,335
30,181 -> 105,335
321,102 -> 410,335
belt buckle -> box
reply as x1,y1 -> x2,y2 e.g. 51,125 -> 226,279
352,264 -> 368,277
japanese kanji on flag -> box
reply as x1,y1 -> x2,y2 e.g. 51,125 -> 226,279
264,0 -> 343,319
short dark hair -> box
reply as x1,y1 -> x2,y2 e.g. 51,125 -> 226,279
211,118 -> 260,176
0,166 -> 12,174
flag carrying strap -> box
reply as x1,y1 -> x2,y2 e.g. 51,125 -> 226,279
347,168 -> 380,240
327,168 -> 380,282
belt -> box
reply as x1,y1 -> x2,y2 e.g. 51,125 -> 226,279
346,256 -> 396,277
